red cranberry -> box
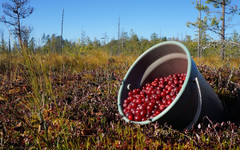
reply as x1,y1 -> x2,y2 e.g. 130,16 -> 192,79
123,73 -> 186,121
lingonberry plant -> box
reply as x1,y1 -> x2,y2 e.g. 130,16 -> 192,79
123,73 -> 186,121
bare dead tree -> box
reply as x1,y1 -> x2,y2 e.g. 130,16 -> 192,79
117,16 -> 120,55
60,9 -> 64,54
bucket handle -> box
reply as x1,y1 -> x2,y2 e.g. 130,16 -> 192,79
186,77 -> 202,130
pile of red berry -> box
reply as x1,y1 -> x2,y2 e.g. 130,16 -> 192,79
122,73 -> 186,122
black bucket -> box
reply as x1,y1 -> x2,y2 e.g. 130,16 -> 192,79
118,41 -> 226,129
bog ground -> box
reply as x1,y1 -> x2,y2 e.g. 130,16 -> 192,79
0,51 -> 240,149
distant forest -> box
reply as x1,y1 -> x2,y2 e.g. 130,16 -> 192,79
1,30 -> 240,58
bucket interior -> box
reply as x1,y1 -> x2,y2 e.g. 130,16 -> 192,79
140,46 -> 188,86
122,43 -> 188,95
118,41 -> 191,124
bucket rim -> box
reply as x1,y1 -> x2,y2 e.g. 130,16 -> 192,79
118,41 -> 192,125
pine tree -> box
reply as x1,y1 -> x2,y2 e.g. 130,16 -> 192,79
203,0 -> 239,59
187,0 -> 208,57
0,32 -> 7,53
0,0 -> 34,49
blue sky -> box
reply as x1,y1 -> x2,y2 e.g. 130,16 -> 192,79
0,0 -> 240,45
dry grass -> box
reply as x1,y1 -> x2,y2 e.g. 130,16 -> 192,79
193,56 -> 240,69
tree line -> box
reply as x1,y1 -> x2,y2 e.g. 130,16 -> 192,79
1,29 -> 240,57
0,31 -> 168,55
